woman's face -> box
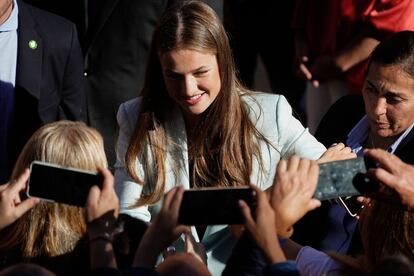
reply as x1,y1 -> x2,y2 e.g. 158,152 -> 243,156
160,49 -> 221,124
363,63 -> 414,140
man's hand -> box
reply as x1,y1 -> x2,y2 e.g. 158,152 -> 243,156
365,148 -> 414,209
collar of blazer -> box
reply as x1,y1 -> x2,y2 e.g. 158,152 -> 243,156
15,0 -> 42,100
393,126 -> 414,165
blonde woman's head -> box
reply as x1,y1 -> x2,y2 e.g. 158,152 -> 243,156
12,120 -> 107,178
2,121 -> 107,258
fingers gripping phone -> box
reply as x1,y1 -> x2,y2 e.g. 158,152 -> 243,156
178,187 -> 256,225
27,161 -> 103,207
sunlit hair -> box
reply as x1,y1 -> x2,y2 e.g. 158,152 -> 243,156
125,0 -> 267,206
0,121 -> 107,258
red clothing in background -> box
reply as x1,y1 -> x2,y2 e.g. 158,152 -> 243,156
293,0 -> 414,93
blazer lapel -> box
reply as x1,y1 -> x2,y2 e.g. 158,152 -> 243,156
85,0 -> 119,53
164,104 -> 190,189
15,1 -> 42,100
394,126 -> 414,164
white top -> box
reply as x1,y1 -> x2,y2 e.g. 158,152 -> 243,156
114,92 -> 326,275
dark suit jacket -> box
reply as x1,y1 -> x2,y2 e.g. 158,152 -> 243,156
293,94 -> 414,252
4,1 -> 84,182
83,0 -> 178,165
23,0 -> 179,165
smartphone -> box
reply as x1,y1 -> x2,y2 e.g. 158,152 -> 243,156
27,161 -> 103,207
337,196 -> 364,217
178,187 -> 255,225
314,157 -> 367,201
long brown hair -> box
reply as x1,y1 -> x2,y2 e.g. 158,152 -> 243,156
0,121 -> 107,258
359,195 -> 414,269
125,0 -> 267,206
328,192 -> 414,273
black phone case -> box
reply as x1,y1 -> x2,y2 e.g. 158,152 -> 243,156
315,157 -> 366,201
27,161 -> 103,207
178,187 -> 255,225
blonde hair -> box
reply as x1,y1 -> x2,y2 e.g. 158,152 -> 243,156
125,0 -> 267,207
0,121 -> 107,258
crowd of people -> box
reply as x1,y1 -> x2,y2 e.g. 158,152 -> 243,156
1,0 -> 414,275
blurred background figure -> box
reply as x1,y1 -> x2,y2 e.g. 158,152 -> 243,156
224,1 -> 305,120
23,0 -> 179,165
293,0 -> 414,133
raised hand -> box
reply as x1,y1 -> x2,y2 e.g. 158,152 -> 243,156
134,186 -> 190,267
0,169 -> 39,230
86,168 -> 119,239
85,168 -> 119,270
271,156 -> 321,237
239,185 -> 286,263
365,148 -> 414,209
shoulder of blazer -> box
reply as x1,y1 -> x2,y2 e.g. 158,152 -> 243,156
394,127 -> 414,164
118,97 -> 143,130
18,0 -> 75,40
241,92 -> 290,143
241,92 -> 281,119
315,94 -> 365,147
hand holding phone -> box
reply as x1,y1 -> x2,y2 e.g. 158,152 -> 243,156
86,168 -> 119,239
239,185 -> 285,263
316,156 -> 380,217
134,186 -> 189,268
27,161 -> 103,207
272,157 -> 321,236
0,169 -> 40,230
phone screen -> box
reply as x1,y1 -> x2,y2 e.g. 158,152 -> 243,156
27,161 -> 103,207
178,187 -> 255,225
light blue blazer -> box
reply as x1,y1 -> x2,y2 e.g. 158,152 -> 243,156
114,92 -> 326,275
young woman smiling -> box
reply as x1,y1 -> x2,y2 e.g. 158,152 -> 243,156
113,1 -> 338,274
